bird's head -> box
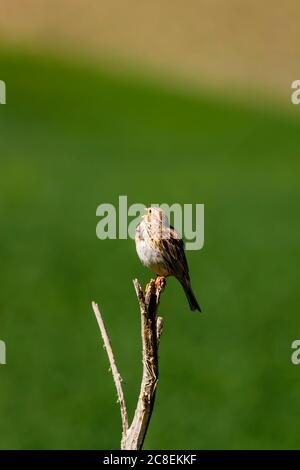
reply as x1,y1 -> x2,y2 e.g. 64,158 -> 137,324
143,207 -> 169,227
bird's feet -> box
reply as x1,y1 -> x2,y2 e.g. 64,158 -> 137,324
155,276 -> 166,290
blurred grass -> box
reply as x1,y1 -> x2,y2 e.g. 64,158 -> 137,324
0,46 -> 300,449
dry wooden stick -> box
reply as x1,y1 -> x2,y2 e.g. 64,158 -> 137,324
92,301 -> 128,440
92,277 -> 165,450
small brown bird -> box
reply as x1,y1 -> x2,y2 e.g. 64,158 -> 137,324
135,207 -> 201,312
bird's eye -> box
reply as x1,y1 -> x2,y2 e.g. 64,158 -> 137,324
149,209 -> 151,213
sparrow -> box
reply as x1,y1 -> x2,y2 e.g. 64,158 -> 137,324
135,207 -> 201,312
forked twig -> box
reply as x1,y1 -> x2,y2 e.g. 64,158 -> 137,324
92,277 -> 165,450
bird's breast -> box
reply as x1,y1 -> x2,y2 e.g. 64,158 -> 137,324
135,226 -> 169,276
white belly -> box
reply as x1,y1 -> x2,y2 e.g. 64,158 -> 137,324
135,229 -> 169,277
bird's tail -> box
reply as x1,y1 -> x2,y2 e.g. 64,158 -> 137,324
181,278 -> 201,312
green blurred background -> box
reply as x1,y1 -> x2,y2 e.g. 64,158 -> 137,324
0,1 -> 300,450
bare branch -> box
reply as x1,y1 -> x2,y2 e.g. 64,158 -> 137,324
121,278 -> 165,450
92,277 -> 165,450
91,301 -> 128,437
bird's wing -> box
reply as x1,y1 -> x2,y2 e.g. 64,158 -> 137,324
160,226 -> 190,279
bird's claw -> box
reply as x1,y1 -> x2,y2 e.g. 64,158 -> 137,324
155,276 -> 166,290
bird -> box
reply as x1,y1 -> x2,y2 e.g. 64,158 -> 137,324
135,207 -> 201,312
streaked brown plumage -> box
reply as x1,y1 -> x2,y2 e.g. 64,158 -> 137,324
135,207 -> 201,312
